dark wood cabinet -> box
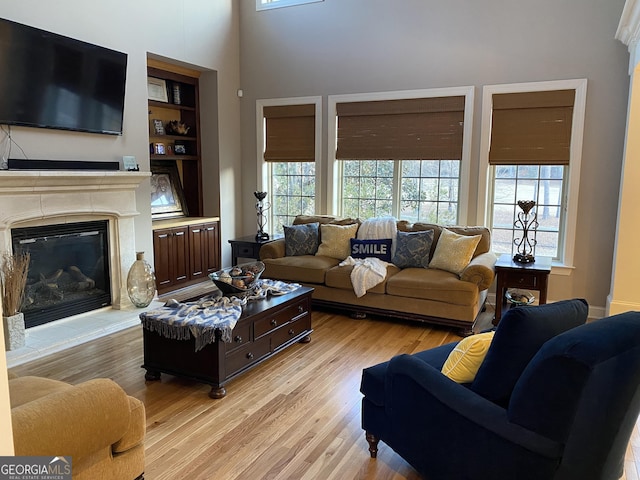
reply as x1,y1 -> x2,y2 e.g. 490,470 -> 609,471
142,286 -> 313,398
153,218 -> 220,294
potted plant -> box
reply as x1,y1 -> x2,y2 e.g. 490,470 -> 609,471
1,251 -> 30,350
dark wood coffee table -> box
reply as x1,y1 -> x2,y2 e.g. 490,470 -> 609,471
142,285 -> 313,399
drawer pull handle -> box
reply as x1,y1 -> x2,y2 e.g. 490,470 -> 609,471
270,319 -> 277,326
234,336 -> 243,343
298,305 -> 304,313
288,329 -> 295,336
246,352 -> 254,360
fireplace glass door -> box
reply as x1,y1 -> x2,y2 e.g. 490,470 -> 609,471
12,220 -> 111,328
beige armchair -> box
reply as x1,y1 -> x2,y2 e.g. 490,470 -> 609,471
8,373 -> 145,480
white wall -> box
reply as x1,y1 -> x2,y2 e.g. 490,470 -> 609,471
239,0 -> 630,313
1,0 -> 241,266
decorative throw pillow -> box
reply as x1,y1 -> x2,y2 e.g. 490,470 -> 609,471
428,228 -> 481,275
441,331 -> 495,383
391,230 -> 434,268
350,238 -> 393,262
284,222 -> 319,256
316,223 -> 359,260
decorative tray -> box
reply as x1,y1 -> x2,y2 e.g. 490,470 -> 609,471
506,288 -> 535,306
209,261 -> 265,294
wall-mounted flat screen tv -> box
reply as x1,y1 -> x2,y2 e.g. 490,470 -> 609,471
0,18 -> 127,135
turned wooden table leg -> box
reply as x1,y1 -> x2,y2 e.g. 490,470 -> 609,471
366,432 -> 379,458
299,334 -> 311,343
209,386 -> 226,399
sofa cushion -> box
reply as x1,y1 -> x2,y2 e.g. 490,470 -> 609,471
386,267 -> 479,306
316,223 -> 359,260
284,222 -> 320,256
470,298 -> 589,407
262,254 -> 340,284
398,222 -> 491,260
350,238 -> 393,262
392,229 -> 434,268
325,263 -> 401,294
441,331 -> 495,383
429,228 -> 482,275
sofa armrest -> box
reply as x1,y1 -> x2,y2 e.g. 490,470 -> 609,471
260,238 -> 286,260
12,378 -> 142,462
460,252 -> 497,290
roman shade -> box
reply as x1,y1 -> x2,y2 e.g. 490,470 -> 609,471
489,89 -> 575,165
336,96 -> 465,161
263,104 -> 315,162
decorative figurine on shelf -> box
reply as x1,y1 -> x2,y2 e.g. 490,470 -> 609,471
165,120 -> 190,136
513,200 -> 538,263
254,191 -> 271,241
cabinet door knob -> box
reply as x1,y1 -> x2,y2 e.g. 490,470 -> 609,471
234,335 -> 243,343
298,305 -> 304,313
288,329 -> 295,336
246,352 -> 254,360
270,319 -> 277,326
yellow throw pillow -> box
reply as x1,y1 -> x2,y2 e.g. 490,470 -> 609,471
429,228 -> 481,276
441,331 -> 495,383
316,223 -> 359,260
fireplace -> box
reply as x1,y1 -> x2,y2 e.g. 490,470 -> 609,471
12,220 -> 112,328
0,169 -> 150,325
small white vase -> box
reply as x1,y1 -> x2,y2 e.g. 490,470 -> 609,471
3,312 -> 25,351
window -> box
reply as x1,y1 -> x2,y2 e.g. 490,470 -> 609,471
329,88 -> 474,223
478,79 -> 587,267
257,97 -> 321,232
257,0 -> 323,11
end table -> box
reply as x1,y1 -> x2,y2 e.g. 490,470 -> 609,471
494,254 -> 552,324
229,234 -> 282,265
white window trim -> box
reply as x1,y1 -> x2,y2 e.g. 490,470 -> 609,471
256,96 -> 323,214
477,79 -> 588,274
256,0 -> 323,11
327,86 -> 475,222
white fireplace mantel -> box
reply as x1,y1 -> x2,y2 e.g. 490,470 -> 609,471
0,170 -> 150,310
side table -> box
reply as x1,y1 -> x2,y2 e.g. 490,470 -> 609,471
229,234 -> 282,265
494,253 -> 552,324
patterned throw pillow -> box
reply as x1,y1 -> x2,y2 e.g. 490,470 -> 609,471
316,223 -> 359,260
428,228 -> 481,275
350,238 -> 393,262
284,222 -> 319,256
391,230 -> 434,268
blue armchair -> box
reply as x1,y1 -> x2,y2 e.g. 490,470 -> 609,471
361,299 -> 640,479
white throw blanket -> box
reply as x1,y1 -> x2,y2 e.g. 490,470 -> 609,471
357,216 -> 398,254
339,256 -> 391,298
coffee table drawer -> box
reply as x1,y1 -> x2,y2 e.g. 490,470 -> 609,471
254,298 -> 309,339
271,313 -> 311,351
226,336 -> 270,375
226,322 -> 251,353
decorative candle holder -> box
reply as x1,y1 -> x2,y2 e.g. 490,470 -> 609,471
513,200 -> 538,264
254,191 -> 271,241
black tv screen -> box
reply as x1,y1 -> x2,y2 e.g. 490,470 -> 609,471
0,18 -> 127,135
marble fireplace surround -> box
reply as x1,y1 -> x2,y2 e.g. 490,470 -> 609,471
0,170 -> 150,312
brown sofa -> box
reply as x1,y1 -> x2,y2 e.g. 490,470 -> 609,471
260,215 -> 497,331
8,373 -> 145,480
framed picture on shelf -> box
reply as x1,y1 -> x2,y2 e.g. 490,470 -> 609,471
150,162 -> 189,219
151,118 -> 165,135
147,77 -> 169,102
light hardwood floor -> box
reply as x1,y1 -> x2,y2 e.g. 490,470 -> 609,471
9,308 -> 640,479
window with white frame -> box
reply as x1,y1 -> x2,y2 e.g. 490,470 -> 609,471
256,0 -> 323,11
479,80 -> 587,266
258,99 -> 321,233
329,88 -> 474,224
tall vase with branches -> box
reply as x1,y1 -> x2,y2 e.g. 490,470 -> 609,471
1,251 -> 30,350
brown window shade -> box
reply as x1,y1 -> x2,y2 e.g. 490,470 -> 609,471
489,89 -> 575,165
263,104 -> 315,162
336,96 -> 465,160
